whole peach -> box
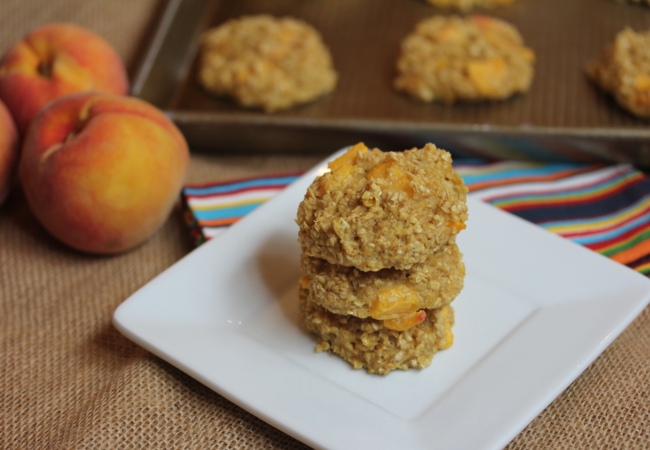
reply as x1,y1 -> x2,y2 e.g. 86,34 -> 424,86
0,23 -> 129,137
0,99 -> 19,205
20,92 -> 189,254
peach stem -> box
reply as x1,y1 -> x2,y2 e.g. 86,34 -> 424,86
37,61 -> 52,78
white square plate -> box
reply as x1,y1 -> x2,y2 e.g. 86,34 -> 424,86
114,149 -> 650,450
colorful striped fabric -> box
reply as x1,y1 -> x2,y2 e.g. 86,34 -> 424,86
454,160 -> 650,275
182,173 -> 303,246
181,160 -> 650,275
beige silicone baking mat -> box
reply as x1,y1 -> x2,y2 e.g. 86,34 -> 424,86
133,0 -> 650,164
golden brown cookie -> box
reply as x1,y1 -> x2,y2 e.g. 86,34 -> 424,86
299,285 -> 455,375
296,143 -> 468,272
394,15 -> 535,103
588,27 -> 650,118
198,15 -> 337,112
300,241 -> 464,320
425,0 -> 518,12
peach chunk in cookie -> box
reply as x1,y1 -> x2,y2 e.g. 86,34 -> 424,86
299,241 -> 464,328
299,284 -> 455,375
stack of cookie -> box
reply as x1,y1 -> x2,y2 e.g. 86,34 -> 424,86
296,143 -> 468,374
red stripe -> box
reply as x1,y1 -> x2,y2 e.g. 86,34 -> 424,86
484,167 -> 632,204
198,217 -> 241,227
185,184 -> 287,199
585,219 -> 650,252
493,180 -> 639,213
560,201 -> 650,239
183,171 -> 304,189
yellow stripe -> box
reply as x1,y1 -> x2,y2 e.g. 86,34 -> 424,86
546,198 -> 650,234
633,261 -> 650,274
190,197 -> 271,211
494,171 -> 642,209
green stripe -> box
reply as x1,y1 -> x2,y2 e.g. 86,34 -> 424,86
601,228 -> 650,257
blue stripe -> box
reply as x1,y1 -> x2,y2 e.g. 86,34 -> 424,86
537,196 -> 650,243
569,210 -> 650,245
193,203 -> 263,220
459,163 -> 588,185
184,176 -> 299,196
501,177 -> 650,224
490,168 -> 637,204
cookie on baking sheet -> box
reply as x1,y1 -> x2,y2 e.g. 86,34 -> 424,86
299,285 -> 455,375
588,27 -> 650,119
300,241 -> 465,319
394,15 -> 535,104
425,0 -> 518,12
198,15 -> 337,112
296,142 -> 468,272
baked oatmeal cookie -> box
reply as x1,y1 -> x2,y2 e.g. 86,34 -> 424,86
587,27 -> 650,118
394,15 -> 535,103
198,15 -> 337,112
425,0 -> 518,12
299,285 -> 454,374
300,241 -> 464,319
296,143 -> 468,272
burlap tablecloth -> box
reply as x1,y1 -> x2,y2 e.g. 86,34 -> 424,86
1,1 -> 649,448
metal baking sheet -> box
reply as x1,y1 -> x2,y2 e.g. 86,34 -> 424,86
132,0 -> 650,165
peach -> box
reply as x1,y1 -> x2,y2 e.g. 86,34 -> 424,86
0,99 -> 19,205
20,92 -> 189,254
0,23 -> 129,137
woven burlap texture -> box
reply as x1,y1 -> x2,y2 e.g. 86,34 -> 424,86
1,0 -> 649,448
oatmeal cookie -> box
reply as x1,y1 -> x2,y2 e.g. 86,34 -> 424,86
587,27 -> 650,118
300,241 -> 464,319
296,142 -> 468,272
198,15 -> 337,112
299,285 -> 455,375
394,15 -> 535,103
425,0 -> 518,12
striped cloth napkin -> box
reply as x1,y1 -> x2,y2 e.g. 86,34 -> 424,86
182,173 -> 303,245
181,160 -> 650,275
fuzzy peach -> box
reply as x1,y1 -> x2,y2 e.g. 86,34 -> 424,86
0,23 -> 129,136
20,92 -> 189,254
0,99 -> 19,205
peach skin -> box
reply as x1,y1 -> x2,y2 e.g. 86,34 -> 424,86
20,92 -> 189,254
0,23 -> 129,137
0,99 -> 19,206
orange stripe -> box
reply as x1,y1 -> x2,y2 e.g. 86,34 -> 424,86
199,217 -> 240,227
610,238 -> 650,265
